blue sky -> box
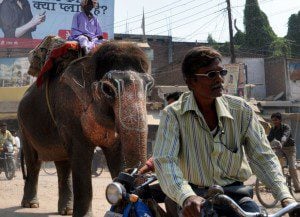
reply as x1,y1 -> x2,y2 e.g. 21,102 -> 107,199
114,0 -> 300,42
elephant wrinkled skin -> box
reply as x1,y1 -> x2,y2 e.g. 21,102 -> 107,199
17,41 -> 154,216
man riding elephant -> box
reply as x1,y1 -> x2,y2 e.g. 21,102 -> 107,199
18,40 -> 154,216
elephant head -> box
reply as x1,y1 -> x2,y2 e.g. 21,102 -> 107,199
97,70 -> 153,168
61,41 -> 154,175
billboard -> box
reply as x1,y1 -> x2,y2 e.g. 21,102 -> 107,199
0,57 -> 34,87
0,0 -> 114,48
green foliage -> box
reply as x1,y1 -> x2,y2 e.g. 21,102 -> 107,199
208,1 -> 293,58
269,38 -> 291,57
207,34 -> 217,45
233,30 -> 246,45
218,42 -> 231,56
243,0 -> 276,53
286,11 -> 300,58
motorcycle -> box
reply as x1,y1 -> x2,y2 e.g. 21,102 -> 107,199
104,166 -> 300,217
104,166 -> 167,217
198,185 -> 300,217
0,140 -> 16,180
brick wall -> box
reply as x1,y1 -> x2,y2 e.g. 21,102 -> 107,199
152,41 -> 206,85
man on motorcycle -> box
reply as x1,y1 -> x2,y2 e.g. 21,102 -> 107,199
0,122 -> 15,155
152,46 -> 298,217
268,112 -> 300,192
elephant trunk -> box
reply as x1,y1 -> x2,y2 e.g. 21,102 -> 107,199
119,126 -> 148,168
114,85 -> 148,168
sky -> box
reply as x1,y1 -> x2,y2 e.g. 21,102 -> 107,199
114,0 -> 300,43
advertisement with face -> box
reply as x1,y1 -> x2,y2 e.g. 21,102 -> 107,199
0,0 -> 114,48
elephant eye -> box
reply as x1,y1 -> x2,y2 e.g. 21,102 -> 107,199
143,75 -> 154,93
145,80 -> 154,92
101,82 -> 116,99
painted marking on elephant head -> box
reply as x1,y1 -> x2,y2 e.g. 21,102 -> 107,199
72,68 -> 86,89
99,70 -> 154,133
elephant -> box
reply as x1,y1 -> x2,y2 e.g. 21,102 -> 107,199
17,40 -> 154,216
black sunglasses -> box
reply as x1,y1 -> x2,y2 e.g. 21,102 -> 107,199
194,69 -> 228,80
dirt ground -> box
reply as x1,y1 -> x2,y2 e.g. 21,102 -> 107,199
0,169 -> 289,217
0,169 -> 112,217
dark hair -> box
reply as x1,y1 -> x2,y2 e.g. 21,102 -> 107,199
181,46 -> 222,78
271,112 -> 282,120
0,122 -> 7,127
166,92 -> 182,102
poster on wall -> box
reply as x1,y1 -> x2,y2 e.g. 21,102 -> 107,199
0,58 -> 34,87
0,0 -> 114,48
224,63 -> 246,97
288,61 -> 300,101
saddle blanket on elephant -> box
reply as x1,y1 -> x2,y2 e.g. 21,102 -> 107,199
27,35 -> 80,87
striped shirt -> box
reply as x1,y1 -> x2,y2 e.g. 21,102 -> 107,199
153,91 -> 291,207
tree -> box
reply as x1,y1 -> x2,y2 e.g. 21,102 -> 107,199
243,0 -> 276,55
269,38 -> 291,57
233,19 -> 245,45
286,11 -> 300,58
207,34 -> 217,45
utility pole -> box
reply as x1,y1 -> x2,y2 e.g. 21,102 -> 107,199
226,0 -> 236,63
141,8 -> 146,42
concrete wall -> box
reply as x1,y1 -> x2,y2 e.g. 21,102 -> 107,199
0,86 -> 29,120
0,86 -> 28,101
223,57 -> 266,100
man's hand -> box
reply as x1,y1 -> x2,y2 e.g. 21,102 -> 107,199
281,136 -> 287,143
137,164 -> 150,174
182,195 -> 205,217
271,139 -> 282,149
281,197 -> 296,207
30,14 -> 46,26
281,197 -> 299,217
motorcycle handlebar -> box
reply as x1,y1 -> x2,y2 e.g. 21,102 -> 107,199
133,174 -> 157,193
209,192 -> 300,217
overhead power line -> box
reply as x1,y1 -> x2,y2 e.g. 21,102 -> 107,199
181,11 -> 226,42
125,0 -> 214,31
104,0 -> 196,29
145,4 -> 226,34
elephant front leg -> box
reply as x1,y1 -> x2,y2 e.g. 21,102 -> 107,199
55,160 -> 73,215
21,139 -> 41,208
72,145 -> 94,217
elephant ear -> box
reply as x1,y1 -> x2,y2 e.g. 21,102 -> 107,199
60,57 -> 95,109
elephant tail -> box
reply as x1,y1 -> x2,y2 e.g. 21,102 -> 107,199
20,148 -> 27,180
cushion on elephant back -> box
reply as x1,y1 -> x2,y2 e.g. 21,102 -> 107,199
27,35 -> 80,87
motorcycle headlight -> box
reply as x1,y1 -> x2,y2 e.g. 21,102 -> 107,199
105,182 -> 126,205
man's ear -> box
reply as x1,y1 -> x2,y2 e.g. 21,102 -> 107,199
185,76 -> 196,91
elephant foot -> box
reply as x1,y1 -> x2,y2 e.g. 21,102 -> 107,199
21,200 -> 39,208
59,207 -> 73,215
